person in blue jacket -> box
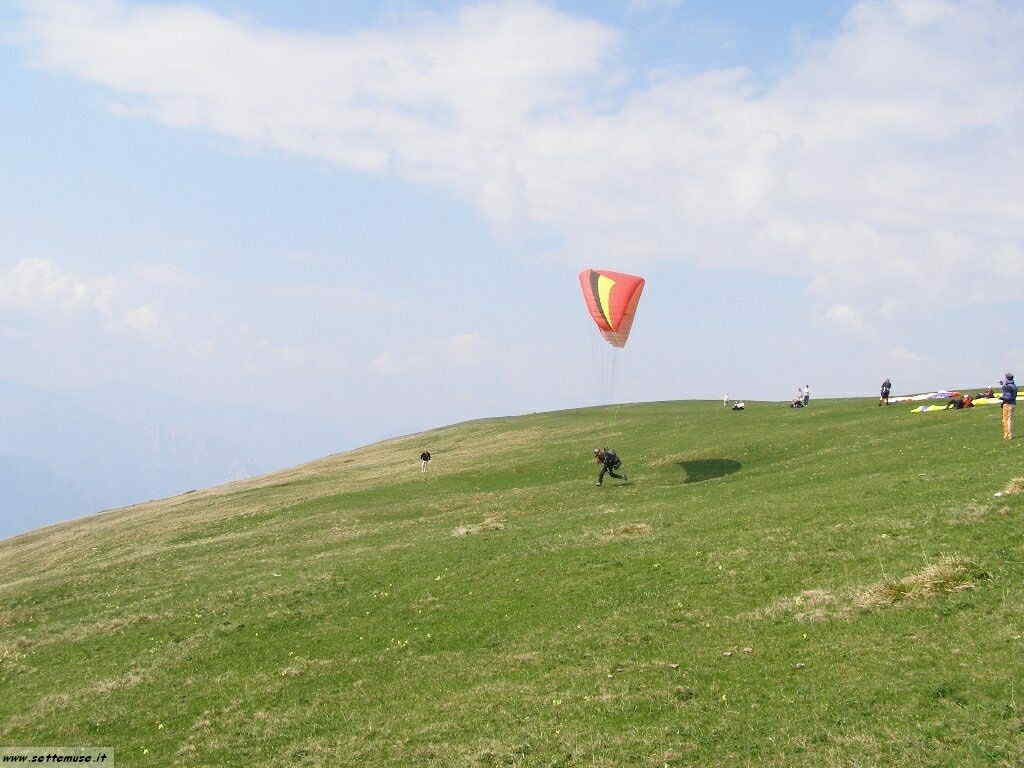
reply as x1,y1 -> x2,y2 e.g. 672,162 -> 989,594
879,378 -> 891,406
1000,373 -> 1017,440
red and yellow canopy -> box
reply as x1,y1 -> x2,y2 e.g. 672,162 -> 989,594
578,269 -> 645,348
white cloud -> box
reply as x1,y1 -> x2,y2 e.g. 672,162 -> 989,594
370,351 -> 408,375
890,344 -> 925,364
123,304 -> 160,332
19,0 -> 1024,324
0,259 -> 186,338
129,262 -> 193,288
448,332 -> 485,365
189,338 -> 216,359
0,258 -> 116,316
824,303 -> 864,333
371,332 -> 489,374
1,326 -> 30,340
628,0 -> 684,12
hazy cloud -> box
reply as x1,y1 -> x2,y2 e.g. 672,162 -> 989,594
628,0 -> 684,11
824,303 -> 865,333
0,259 -> 196,338
19,0 -> 1024,327
448,332 -> 486,365
0,258 -> 116,317
890,344 -> 926,364
371,332 -> 490,374
123,304 -> 160,332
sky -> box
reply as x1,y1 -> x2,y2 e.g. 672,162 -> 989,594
1,0 -> 1022,538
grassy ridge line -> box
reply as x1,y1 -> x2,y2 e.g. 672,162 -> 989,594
1,398 -> 1023,767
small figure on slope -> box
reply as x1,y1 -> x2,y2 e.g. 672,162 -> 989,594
1001,374 -> 1017,440
419,450 -> 432,472
879,378 -> 891,406
594,448 -> 627,487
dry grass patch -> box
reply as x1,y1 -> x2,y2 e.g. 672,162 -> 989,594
599,523 -> 652,542
61,614 -> 164,644
1,692 -> 73,737
275,656 -> 336,679
950,502 -> 992,521
0,641 -> 25,664
1004,477 -> 1024,495
509,652 -> 540,664
452,515 -> 506,537
18,613 -> 169,652
747,589 -> 844,623
855,556 -> 989,610
91,671 -> 144,694
947,503 -> 1010,524
647,453 -> 688,468
751,556 -> 992,621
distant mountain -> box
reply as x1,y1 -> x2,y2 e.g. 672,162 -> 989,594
0,378 -> 339,539
0,454 -> 89,536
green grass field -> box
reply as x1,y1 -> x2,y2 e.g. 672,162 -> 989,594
2,397 -> 1023,767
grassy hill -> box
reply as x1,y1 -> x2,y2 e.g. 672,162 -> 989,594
2,398 -> 1023,767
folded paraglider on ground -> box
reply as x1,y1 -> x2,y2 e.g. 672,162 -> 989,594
905,387 -> 1002,413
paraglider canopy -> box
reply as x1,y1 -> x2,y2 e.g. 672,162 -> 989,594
578,269 -> 645,348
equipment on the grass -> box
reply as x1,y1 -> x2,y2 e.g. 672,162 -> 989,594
910,405 -> 950,413
911,396 -> 1005,413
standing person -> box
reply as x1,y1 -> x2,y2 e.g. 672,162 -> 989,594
419,450 -> 432,472
880,378 -> 891,406
803,385 -> 811,406
1001,374 -> 1017,440
791,387 -> 804,408
593,448 -> 627,486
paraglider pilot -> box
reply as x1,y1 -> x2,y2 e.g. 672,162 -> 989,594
1001,374 -> 1017,440
420,450 -> 432,472
594,448 -> 627,486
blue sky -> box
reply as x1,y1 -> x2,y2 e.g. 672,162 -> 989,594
2,0 -> 1022,538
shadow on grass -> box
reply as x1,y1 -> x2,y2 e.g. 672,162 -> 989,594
677,459 -> 742,484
